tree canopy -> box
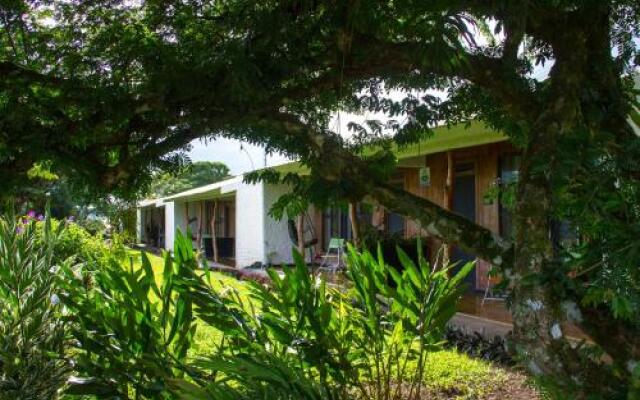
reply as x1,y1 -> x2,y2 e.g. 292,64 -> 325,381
2,1 -> 640,397
148,161 -> 230,197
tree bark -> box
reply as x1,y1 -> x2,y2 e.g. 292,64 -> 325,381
369,184 -> 513,270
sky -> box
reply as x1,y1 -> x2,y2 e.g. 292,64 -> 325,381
187,137 -> 292,175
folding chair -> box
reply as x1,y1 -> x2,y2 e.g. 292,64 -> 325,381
482,273 -> 505,305
318,238 -> 345,273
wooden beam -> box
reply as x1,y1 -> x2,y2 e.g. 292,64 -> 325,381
197,202 -> 203,253
211,201 -> 219,263
348,202 -> 360,247
297,214 -> 305,260
443,151 -> 454,266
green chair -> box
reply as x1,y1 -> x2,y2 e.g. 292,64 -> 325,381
319,238 -> 345,273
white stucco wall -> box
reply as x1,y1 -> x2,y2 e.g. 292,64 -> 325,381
235,181 -> 266,267
173,201 -> 187,247
164,201 -> 175,251
263,183 -> 298,265
136,208 -> 143,243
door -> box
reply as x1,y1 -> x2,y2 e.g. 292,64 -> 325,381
451,162 -> 477,289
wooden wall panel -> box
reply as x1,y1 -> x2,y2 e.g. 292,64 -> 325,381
399,143 -> 511,289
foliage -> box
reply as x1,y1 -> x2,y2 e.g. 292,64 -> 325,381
179,242 -> 473,400
32,217 -> 109,268
78,217 -> 106,236
130,250 -> 519,400
3,2 -> 640,395
444,327 -> 514,367
148,161 -> 230,197
92,197 -> 138,242
58,231 -> 472,400
60,231 -> 200,398
0,215 -> 70,399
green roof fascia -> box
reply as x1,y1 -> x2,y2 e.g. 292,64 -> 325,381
271,121 -> 507,175
394,121 -> 507,160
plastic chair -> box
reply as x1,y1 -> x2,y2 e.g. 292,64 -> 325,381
319,238 -> 345,273
482,274 -> 505,305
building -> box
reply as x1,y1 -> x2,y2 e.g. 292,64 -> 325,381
137,121 -> 517,292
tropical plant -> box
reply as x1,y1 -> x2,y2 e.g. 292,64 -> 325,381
0,215 -> 70,400
183,242 -> 472,400
60,231 -> 200,398
345,243 -> 473,400
3,2 -> 640,394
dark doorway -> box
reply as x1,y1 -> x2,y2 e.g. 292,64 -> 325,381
451,162 -> 477,289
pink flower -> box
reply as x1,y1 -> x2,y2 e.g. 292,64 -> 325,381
27,210 -> 36,219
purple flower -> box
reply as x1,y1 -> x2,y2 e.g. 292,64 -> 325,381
27,210 -> 36,219
37,214 -> 44,221
67,216 -> 75,222
15,225 -> 23,234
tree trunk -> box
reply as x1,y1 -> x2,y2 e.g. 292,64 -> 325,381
370,184 -> 513,270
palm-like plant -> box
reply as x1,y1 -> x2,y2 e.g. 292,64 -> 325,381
60,231 -> 200,398
0,215 -> 70,400
346,242 -> 474,400
184,242 -> 472,400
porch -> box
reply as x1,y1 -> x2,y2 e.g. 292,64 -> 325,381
454,292 -> 589,341
137,200 -> 166,248
162,177 -> 241,266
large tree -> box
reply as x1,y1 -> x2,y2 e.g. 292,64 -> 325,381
2,1 -> 640,397
148,161 -> 230,197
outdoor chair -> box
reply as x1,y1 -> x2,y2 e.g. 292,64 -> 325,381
482,274 -> 506,306
318,238 -> 345,273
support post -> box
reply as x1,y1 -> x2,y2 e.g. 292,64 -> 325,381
296,214 -> 305,260
442,151 -> 453,266
210,201 -> 219,263
348,202 -> 360,248
197,202 -> 203,253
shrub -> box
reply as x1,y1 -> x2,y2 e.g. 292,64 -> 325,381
184,241 -> 473,400
32,218 -> 109,268
60,231 -> 200,398
59,235 -> 472,400
0,216 -> 70,400
444,327 -> 515,366
78,218 -> 106,236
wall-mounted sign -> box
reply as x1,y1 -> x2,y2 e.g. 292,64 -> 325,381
419,167 -> 431,187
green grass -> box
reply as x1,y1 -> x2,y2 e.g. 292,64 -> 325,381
125,249 -> 516,399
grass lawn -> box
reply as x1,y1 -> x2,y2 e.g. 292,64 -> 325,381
126,249 -> 536,399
